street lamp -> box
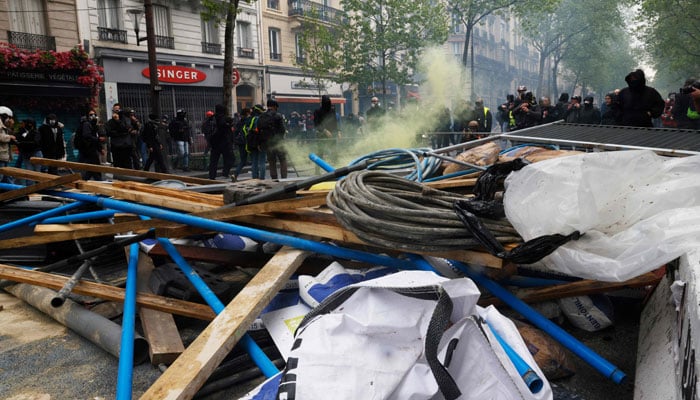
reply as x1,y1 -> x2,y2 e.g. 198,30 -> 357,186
126,9 -> 147,46
127,2 -> 161,118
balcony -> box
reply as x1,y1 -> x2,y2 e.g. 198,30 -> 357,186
98,27 -> 128,44
237,47 -> 255,59
202,42 -> 221,55
7,31 -> 56,51
270,52 -> 282,61
289,0 -> 346,23
155,35 -> 175,49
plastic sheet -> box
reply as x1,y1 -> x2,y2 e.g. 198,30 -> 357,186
503,150 -> 700,281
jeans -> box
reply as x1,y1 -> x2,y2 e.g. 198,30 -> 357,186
234,144 -> 248,178
176,140 -> 189,170
250,149 -> 267,179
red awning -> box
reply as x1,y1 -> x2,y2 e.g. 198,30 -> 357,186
274,96 -> 346,104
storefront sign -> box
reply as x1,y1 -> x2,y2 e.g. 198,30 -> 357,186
142,65 -> 206,84
232,68 -> 240,85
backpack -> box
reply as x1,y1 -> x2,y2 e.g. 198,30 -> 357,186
242,115 -> 259,151
202,117 -> 217,139
256,111 -> 277,142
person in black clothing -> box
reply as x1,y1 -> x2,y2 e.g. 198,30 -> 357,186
537,97 -> 557,124
261,99 -> 288,180
600,93 -> 617,125
169,109 -> 192,171
672,78 -> 699,129
15,118 -> 42,184
38,113 -> 65,175
564,95 -> 582,123
231,107 -> 251,182
314,95 -> 340,167
142,113 -> 169,173
614,69 -> 665,127
78,109 -> 105,180
579,96 -> 601,124
105,104 -> 134,169
554,92 -> 570,121
512,92 -> 539,130
472,98 -> 493,133
207,104 -> 235,180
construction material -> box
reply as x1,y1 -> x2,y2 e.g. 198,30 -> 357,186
116,243 -> 140,400
4,283 -> 149,364
50,259 -> 92,307
0,173 -> 81,202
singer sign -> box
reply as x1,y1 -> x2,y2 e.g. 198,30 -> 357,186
142,65 -> 206,84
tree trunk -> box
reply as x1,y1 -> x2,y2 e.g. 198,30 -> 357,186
222,0 -> 239,116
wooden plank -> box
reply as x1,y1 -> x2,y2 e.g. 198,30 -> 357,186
423,177 -> 478,190
29,157 -> 218,186
34,224 -> 107,234
0,264 -> 217,320
478,268 -> 665,307
0,167 -> 79,186
0,172 -> 81,202
111,181 -> 224,206
137,252 -> 185,365
76,182 -> 219,212
140,246 -> 310,400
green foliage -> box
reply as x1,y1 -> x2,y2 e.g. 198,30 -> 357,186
295,8 -> 344,96
337,0 -> 449,104
636,0 -> 700,86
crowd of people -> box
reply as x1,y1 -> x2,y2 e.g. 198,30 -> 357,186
1,69 -> 698,184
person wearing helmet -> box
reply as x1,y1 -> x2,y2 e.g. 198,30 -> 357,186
201,110 -> 216,156
169,109 -> 192,171
0,106 -> 17,183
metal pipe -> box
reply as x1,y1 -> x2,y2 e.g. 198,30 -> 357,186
0,199 -> 85,234
422,151 -> 487,171
36,209 -> 117,225
44,191 -> 415,270
308,152 -> 336,172
487,322 -> 543,393
116,243 -> 140,400
50,259 -> 92,307
448,260 -> 627,384
155,236 -> 279,378
4,283 -> 149,364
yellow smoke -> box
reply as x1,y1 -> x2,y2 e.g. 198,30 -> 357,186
284,46 -> 469,175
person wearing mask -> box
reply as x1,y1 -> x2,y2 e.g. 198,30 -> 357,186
260,99 -> 288,180
231,107 -> 251,182
105,103 -> 134,169
201,110 -> 216,156
0,106 -> 16,183
169,109 -> 192,172
614,69 -> 665,127
472,98 -> 493,133
600,93 -> 617,125
245,104 -> 267,179
208,104 -> 235,180
77,109 -> 105,180
579,96 -> 601,124
128,109 -> 143,170
537,97 -> 557,124
513,91 -> 539,130
365,96 -> 385,131
564,96 -> 582,123
554,92 -> 570,121
15,118 -> 41,185
141,113 -> 169,173
314,95 -> 340,167
38,113 -> 65,175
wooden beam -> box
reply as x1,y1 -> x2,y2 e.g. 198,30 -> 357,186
137,252 -> 185,365
0,264 -> 217,320
140,246 -> 310,400
111,181 -> 224,206
76,182 -> 219,213
0,167 -> 79,187
29,157 -> 218,186
0,172 -> 81,202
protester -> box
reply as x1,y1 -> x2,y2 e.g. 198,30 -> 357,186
142,113 -> 169,173
0,106 -> 15,183
614,69 -> 665,127
77,109 -> 104,180
260,99 -> 288,180
38,113 -> 65,175
208,104 -> 235,180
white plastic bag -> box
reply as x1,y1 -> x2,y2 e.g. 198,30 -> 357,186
503,150 -> 700,281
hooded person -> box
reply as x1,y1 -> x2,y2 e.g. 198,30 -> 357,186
314,95 -> 340,167
38,113 -> 65,174
614,69 -> 665,127
142,113 -> 169,174
207,103 -> 235,180
578,96 -> 601,124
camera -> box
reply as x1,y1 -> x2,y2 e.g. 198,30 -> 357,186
679,81 -> 700,95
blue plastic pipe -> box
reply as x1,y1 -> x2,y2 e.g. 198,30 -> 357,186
115,242 -> 140,400
308,152 -> 336,172
448,260 -> 627,384
37,209 -> 116,225
43,191 -> 416,270
156,237 -> 279,378
487,322 -> 543,393
0,199 -> 85,234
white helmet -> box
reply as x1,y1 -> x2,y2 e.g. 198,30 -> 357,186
0,106 -> 12,118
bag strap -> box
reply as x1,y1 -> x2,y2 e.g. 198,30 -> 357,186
425,288 -> 462,400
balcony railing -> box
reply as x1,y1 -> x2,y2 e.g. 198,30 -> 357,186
98,27 -> 128,43
270,52 -> 282,61
155,35 -> 175,49
237,47 -> 255,58
201,42 -> 221,54
288,0 -> 346,23
7,31 -> 56,51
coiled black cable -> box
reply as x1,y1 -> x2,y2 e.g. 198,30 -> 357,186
326,170 -> 521,253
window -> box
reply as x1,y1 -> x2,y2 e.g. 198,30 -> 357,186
295,33 -> 305,64
152,4 -> 174,49
269,28 -> 281,61
201,19 -> 219,44
97,0 -> 122,29
8,0 -> 46,34
236,21 -> 252,48
451,14 -> 461,34
451,42 -> 461,58
267,0 -> 279,10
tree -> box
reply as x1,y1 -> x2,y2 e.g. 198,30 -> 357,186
294,7 -> 344,98
636,0 -> 700,88
202,0 -> 247,116
337,0 -> 449,108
